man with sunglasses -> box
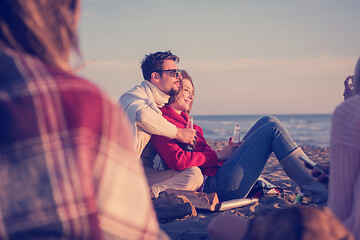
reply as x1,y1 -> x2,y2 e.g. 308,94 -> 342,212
119,51 -> 202,197
119,51 -> 197,158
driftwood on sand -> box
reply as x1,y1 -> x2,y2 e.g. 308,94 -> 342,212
152,191 -> 197,222
164,189 -> 220,212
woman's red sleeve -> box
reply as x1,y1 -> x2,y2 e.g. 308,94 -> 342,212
151,125 -> 219,171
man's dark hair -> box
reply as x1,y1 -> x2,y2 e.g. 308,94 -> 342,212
141,50 -> 179,81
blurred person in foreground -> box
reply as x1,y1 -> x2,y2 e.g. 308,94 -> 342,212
0,1 -> 166,239
302,58 -> 360,239
324,58 -> 360,239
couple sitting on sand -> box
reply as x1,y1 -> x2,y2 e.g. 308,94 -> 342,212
119,50 -> 328,204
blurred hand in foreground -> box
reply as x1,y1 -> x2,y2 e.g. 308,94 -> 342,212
217,140 -> 243,161
305,162 -> 330,189
343,75 -> 354,100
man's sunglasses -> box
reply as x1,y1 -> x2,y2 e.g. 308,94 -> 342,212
154,69 -> 182,78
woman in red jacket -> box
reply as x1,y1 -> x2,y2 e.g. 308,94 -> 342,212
151,71 -> 328,203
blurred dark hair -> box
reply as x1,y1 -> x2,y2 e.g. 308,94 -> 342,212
168,70 -> 194,114
141,50 -> 179,81
244,207 -> 353,240
0,0 -> 80,71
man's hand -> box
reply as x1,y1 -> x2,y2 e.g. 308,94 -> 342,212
305,162 -> 330,189
175,127 -> 196,144
216,141 -> 243,161
343,75 -> 354,100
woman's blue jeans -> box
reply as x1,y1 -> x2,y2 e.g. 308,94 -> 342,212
203,116 -> 298,201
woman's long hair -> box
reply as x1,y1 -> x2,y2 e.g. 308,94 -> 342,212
0,0 -> 80,71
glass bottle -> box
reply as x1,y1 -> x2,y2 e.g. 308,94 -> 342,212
232,123 -> 241,144
186,116 -> 195,152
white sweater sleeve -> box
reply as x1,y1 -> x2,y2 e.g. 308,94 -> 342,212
119,81 -> 177,140
136,105 -> 177,139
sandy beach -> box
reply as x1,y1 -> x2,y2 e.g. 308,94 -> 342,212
160,140 -> 330,240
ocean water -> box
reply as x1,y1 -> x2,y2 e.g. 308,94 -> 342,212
193,114 -> 332,148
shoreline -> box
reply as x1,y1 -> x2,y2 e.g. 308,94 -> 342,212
206,139 -> 330,163
160,140 -> 330,240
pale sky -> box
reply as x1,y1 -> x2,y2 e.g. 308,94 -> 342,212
78,0 -> 360,115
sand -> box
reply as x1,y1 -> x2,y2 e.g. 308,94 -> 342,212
159,140 -> 330,240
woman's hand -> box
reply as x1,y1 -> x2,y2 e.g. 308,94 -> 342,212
216,141 -> 243,161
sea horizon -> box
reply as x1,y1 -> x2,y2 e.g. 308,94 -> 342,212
193,113 -> 332,148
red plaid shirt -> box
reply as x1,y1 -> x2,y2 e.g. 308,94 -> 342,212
0,48 -> 163,239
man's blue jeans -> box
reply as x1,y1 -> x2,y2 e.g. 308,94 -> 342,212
204,116 -> 298,201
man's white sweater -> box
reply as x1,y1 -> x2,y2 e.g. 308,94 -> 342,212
119,80 -> 177,159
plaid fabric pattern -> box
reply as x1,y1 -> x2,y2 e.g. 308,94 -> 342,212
0,48 -> 161,239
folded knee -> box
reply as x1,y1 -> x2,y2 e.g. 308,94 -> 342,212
260,115 -> 280,124
182,166 -> 204,190
186,166 -> 202,175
